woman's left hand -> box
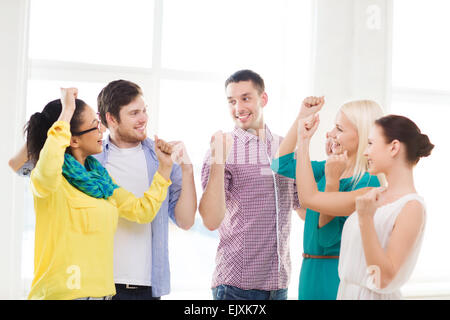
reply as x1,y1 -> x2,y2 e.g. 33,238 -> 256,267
325,151 -> 348,183
355,187 -> 385,220
60,88 -> 78,111
58,87 -> 78,123
298,96 -> 325,119
297,113 -> 320,141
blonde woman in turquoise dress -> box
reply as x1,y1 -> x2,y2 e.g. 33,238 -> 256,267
271,97 -> 383,300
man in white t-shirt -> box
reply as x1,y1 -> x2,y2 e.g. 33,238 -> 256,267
95,79 -> 197,300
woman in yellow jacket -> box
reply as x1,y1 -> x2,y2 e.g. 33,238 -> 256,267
25,88 -> 173,300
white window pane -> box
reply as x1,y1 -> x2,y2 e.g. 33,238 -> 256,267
158,79 -> 228,168
29,0 -> 154,67
26,79 -> 107,120
167,223 -> 218,299
391,99 -> 450,284
392,0 -> 450,90
158,79 -> 226,297
21,183 -> 35,298
161,0 -> 310,75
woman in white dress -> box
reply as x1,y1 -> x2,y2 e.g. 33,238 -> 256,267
295,112 -> 434,299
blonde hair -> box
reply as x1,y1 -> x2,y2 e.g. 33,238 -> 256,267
339,100 -> 386,188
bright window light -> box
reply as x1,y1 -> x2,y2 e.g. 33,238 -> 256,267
392,0 -> 450,298
392,0 -> 450,91
26,79 -> 105,119
29,0 -> 155,67
162,0 -> 283,73
23,0 -> 312,300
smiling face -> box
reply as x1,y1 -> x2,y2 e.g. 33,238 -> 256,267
364,124 -> 392,175
327,110 -> 359,156
226,80 -> 267,133
107,95 -> 148,146
71,105 -> 106,156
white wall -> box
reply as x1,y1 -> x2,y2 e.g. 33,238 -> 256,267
0,0 -> 29,299
0,0 -> 397,299
310,0 -> 391,159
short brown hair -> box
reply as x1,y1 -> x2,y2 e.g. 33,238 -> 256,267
97,79 -> 143,128
224,69 -> 265,94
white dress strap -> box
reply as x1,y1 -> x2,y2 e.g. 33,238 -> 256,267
388,193 -> 427,242
390,193 -> 426,218
399,193 -> 425,205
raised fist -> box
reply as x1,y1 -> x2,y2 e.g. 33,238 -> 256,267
297,113 -> 320,141
210,131 -> 233,165
155,135 -> 174,169
356,187 -> 386,218
170,141 -> 192,166
299,96 -> 325,119
325,150 -> 348,182
60,87 -> 78,111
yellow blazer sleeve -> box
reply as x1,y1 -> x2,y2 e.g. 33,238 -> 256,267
30,121 -> 71,198
111,171 -> 172,224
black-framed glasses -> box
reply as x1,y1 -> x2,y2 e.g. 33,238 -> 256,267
72,112 -> 102,136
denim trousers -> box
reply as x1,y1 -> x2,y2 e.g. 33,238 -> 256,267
212,284 -> 288,300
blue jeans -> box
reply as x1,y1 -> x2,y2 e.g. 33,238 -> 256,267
212,284 -> 288,300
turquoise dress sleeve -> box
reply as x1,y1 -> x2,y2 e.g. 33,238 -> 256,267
271,152 -> 325,182
317,173 -> 380,248
311,160 -> 326,183
271,152 -> 296,179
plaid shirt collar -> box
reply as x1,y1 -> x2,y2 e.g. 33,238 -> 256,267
232,124 -> 274,145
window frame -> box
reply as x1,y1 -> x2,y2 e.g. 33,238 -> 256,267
22,0 -> 314,300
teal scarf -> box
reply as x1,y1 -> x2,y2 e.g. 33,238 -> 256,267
62,153 -> 119,199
